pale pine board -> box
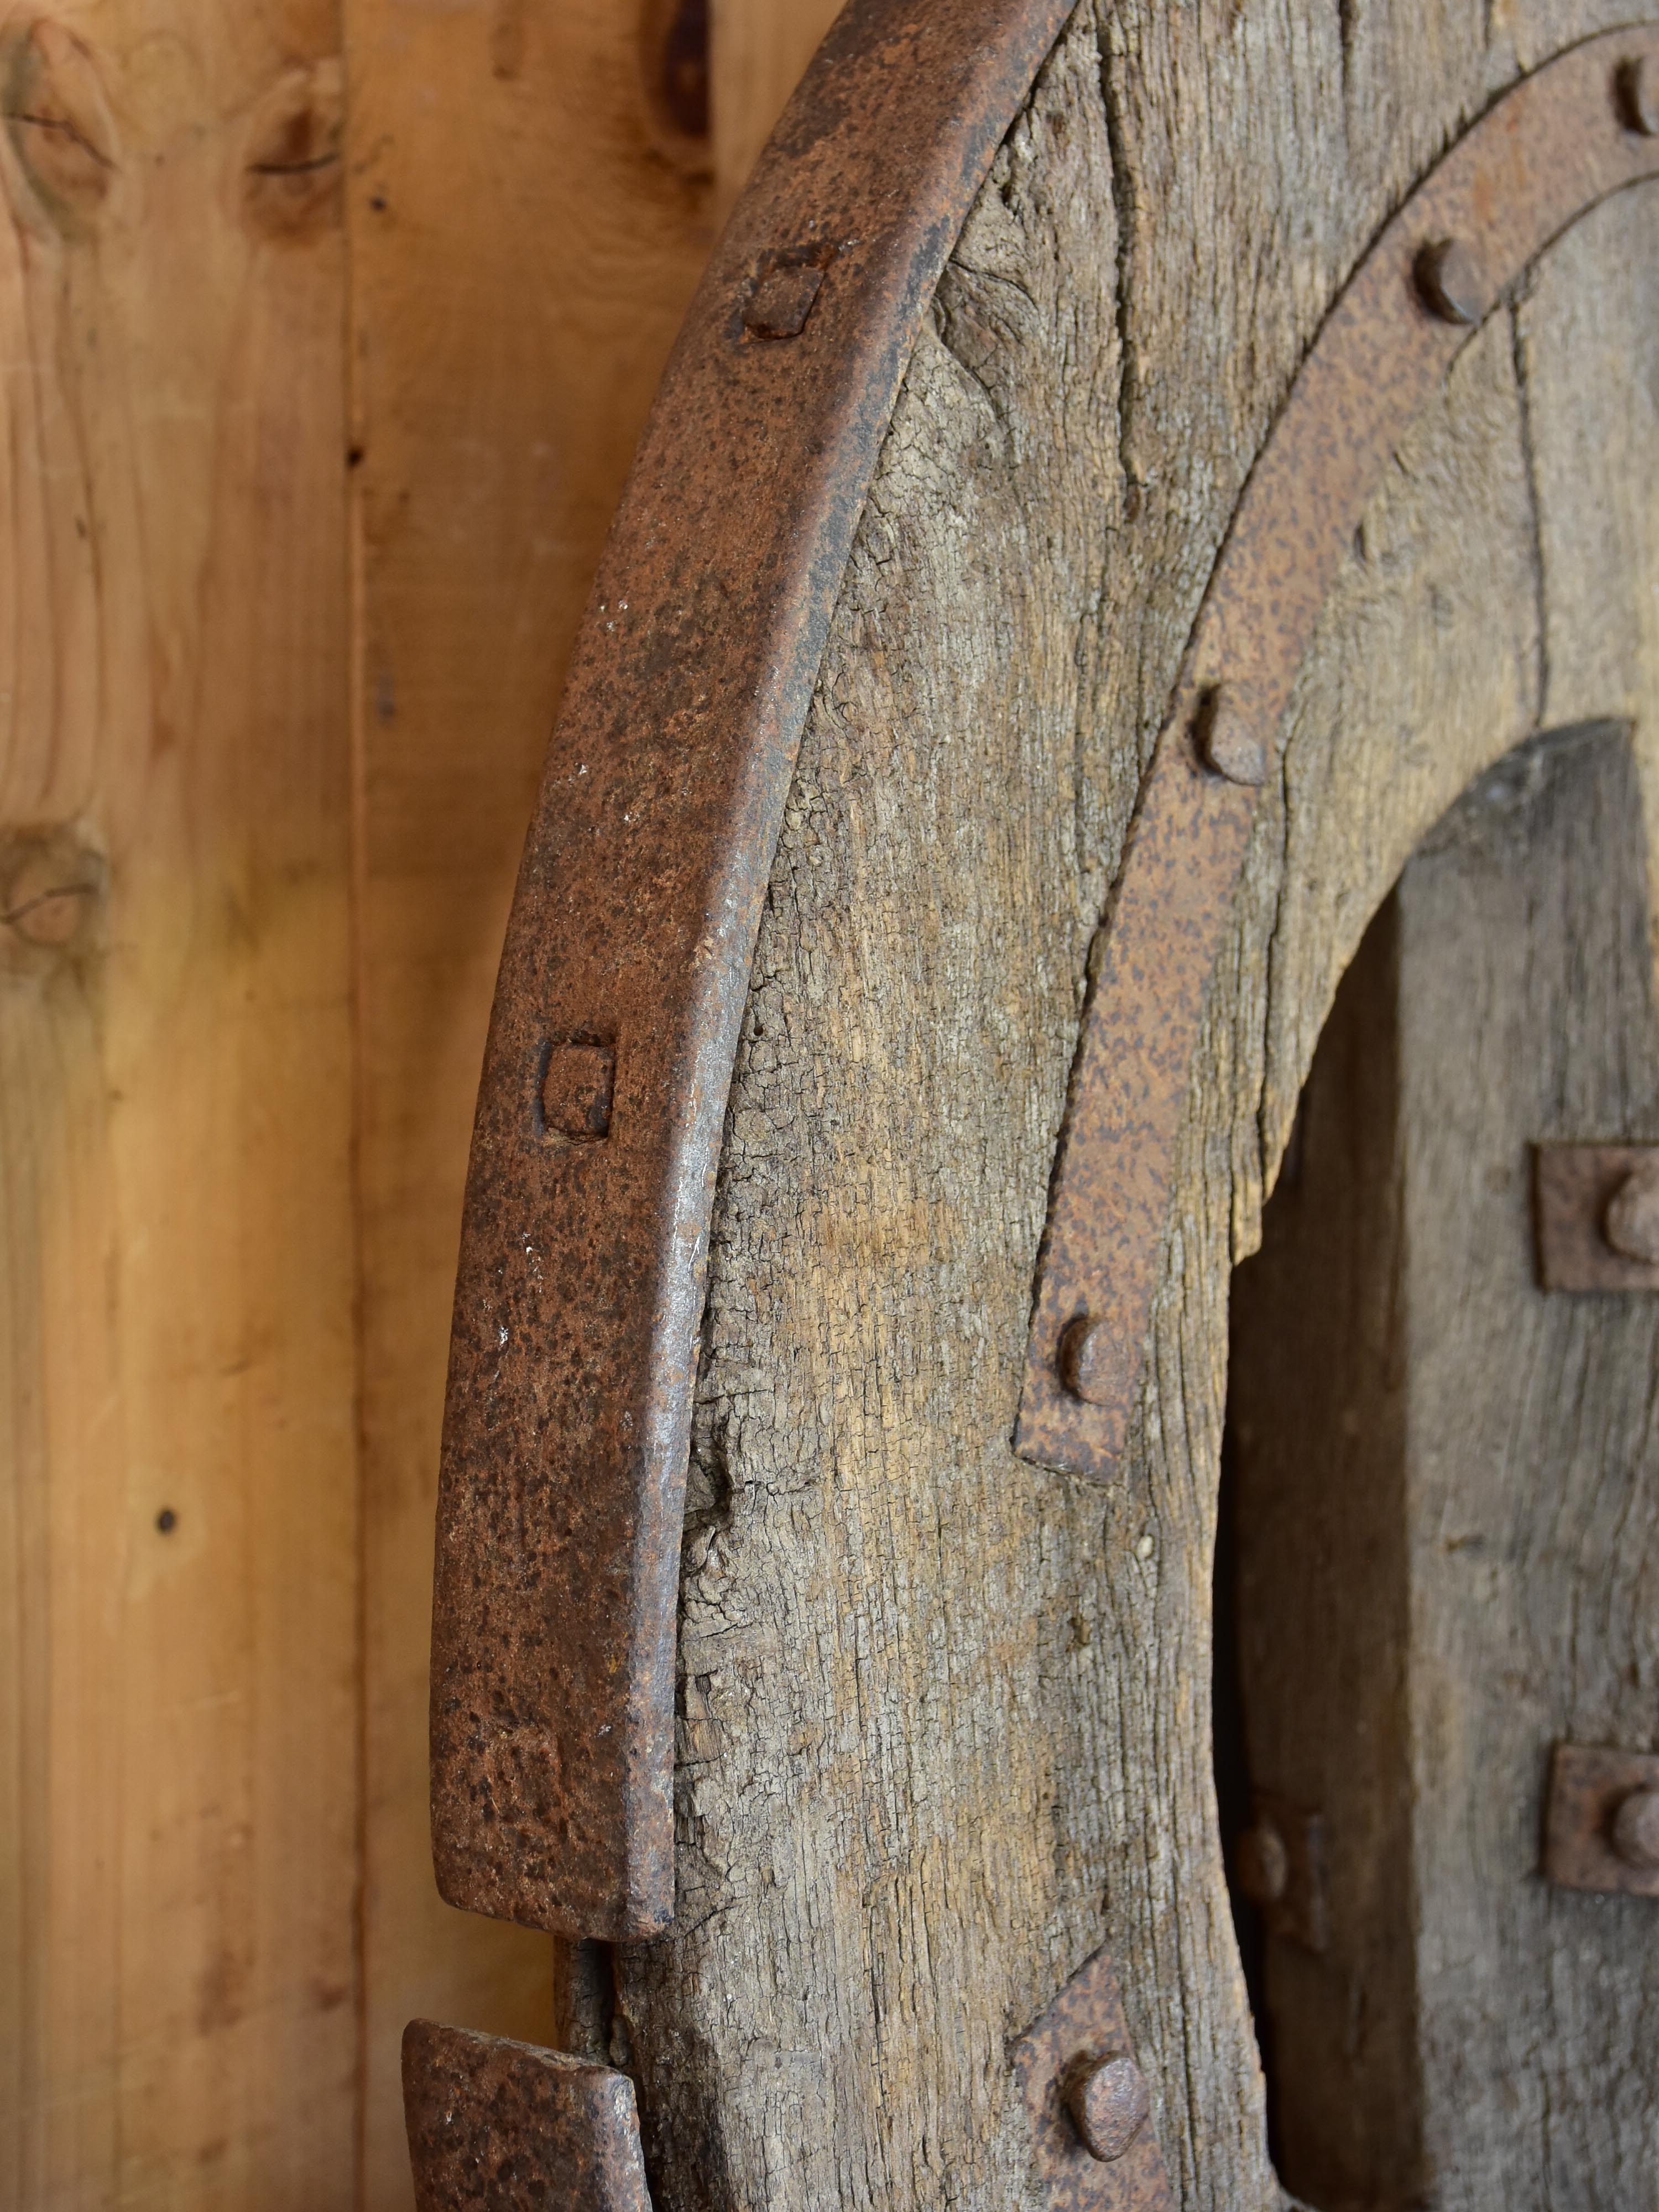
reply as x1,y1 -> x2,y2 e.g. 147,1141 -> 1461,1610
0,0 -> 858,2202
0,7 -> 357,2205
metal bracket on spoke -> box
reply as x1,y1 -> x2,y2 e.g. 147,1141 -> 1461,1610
1533,1142 -> 1659,1290
1543,1743 -> 1659,1897
1233,1791 -> 1328,1954
1016,28 -> 1659,1483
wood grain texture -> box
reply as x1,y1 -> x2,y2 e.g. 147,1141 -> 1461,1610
1228,900 -> 1419,2209
4,0 -> 1652,2200
341,1 -> 703,2189
0,5 -> 358,2205
604,4 -> 1659,2206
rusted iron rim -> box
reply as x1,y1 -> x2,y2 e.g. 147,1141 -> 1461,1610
1016,24 -> 1659,1481
432,0 -> 1076,1938
403,2021 -> 651,2211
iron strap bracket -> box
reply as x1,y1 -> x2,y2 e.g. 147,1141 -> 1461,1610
431,0 -> 1075,1938
1543,1742 -> 1659,1896
1016,25 -> 1659,1480
1011,1947 -> 1176,2211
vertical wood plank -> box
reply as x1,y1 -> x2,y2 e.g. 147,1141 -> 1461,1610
1228,905 -> 1421,2209
0,5 -> 359,2205
1231,725 -> 1659,2208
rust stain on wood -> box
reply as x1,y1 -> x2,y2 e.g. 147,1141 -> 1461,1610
431,0 -> 1076,1940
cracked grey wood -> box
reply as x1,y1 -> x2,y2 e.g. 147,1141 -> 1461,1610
1232,724 -> 1659,2210
604,6 -> 1659,2206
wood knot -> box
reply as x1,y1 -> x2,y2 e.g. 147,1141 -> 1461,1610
0,825 -> 104,963
243,60 -> 342,241
1,20 -> 117,238
637,0 -> 712,176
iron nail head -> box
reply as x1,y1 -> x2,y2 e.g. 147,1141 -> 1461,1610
1413,236 -> 1483,326
1063,2054 -> 1150,2163
1611,1786 -> 1659,1870
1197,691 -> 1267,787
540,1041 -> 615,1147
1604,1158 -> 1659,1265
744,262 -> 823,341
1235,1821 -> 1290,1906
1615,56 -> 1659,136
1057,1315 -> 1112,1405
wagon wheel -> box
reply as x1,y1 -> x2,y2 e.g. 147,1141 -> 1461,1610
407,3 -> 1659,2205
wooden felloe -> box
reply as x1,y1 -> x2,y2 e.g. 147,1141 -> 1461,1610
419,6 -> 1659,2206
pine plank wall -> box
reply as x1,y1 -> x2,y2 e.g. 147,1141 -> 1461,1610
0,0 -> 836,2203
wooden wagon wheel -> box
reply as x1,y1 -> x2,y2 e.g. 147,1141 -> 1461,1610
406,3 -> 1659,2205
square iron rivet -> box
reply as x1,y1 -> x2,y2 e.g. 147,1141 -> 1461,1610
540,1042 -> 614,1147
1543,1742 -> 1659,1898
1010,1945 -> 1175,2212
743,260 -> 823,340
1533,1143 -> 1659,1291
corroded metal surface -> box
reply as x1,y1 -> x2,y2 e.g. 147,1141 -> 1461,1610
403,2021 -> 650,2212
1543,1743 -> 1659,1898
433,0 -> 1076,1937
1011,1947 -> 1176,2211
1018,26 -> 1659,1480
1535,1142 -> 1659,1290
